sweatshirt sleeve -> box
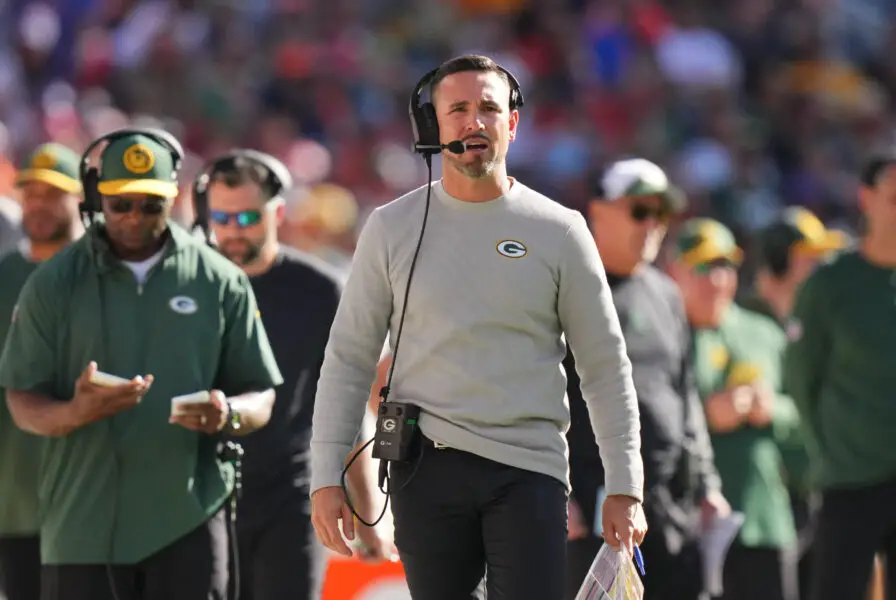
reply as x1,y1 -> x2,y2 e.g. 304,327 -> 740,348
557,214 -> 644,501
310,209 -> 393,494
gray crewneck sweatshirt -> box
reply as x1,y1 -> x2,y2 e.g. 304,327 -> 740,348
310,180 -> 643,499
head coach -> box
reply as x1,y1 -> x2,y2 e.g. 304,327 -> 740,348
0,128 -> 283,600
308,54 -> 647,600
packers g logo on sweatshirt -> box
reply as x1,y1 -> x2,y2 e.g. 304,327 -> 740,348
496,239 -> 527,258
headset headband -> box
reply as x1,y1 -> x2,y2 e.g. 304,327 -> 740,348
410,65 -> 524,115
79,126 -> 184,183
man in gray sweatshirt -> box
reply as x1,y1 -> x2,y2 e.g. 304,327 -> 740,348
309,54 -> 646,600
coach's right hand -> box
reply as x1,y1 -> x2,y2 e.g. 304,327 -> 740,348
70,361 -> 152,428
311,486 -> 355,558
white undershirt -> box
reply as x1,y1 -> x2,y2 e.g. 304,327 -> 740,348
123,246 -> 166,284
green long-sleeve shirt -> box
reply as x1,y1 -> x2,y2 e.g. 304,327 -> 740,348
784,251 -> 896,489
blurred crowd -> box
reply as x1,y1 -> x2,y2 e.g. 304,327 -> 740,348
2,0 -> 896,276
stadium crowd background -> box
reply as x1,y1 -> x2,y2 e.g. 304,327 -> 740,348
1,0 -> 893,277
0,0 -> 894,597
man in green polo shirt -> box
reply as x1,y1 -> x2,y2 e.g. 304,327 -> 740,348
740,207 -> 848,600
668,218 -> 802,600
0,129 -> 283,600
0,143 -> 84,600
784,153 -> 896,600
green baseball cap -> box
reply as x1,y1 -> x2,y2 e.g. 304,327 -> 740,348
759,207 -> 848,267
596,158 -> 688,213
96,133 -> 178,198
675,218 -> 743,268
16,143 -> 82,193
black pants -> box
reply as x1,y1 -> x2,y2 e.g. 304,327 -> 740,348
390,438 -> 568,600
236,499 -> 326,600
809,477 -> 896,600
40,510 -> 228,600
0,535 -> 41,600
716,543 -> 799,600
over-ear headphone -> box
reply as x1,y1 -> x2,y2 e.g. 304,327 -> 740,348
79,127 -> 185,224
408,63 -> 525,155
191,149 -> 293,242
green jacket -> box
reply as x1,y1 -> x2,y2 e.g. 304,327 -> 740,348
694,304 -> 800,548
0,222 -> 282,564
784,251 -> 896,489
0,249 -> 42,535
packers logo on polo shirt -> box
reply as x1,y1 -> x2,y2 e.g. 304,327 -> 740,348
169,295 -> 198,315
122,144 -> 155,174
709,345 -> 729,369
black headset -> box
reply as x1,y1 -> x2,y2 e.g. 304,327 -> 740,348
408,63 -> 525,155
78,127 -> 185,225
191,149 -> 293,242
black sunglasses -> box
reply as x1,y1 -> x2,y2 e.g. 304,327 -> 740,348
629,203 -> 670,223
106,196 -> 167,216
209,210 -> 263,228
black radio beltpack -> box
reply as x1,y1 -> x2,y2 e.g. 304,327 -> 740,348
339,57 -> 524,528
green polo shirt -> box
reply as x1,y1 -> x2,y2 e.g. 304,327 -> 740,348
737,295 -> 813,496
0,221 -> 282,564
0,248 -> 43,536
694,303 -> 800,548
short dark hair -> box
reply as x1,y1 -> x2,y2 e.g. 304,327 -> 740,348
208,156 -> 278,200
860,150 -> 896,187
430,54 -> 520,109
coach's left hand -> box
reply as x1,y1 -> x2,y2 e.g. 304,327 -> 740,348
601,494 -> 647,556
170,390 -> 227,434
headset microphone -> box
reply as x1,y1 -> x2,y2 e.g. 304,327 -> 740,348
414,140 -> 467,154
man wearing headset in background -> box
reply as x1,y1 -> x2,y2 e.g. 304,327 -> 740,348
309,54 -> 646,600
198,150 -> 391,600
0,143 -> 84,600
0,128 -> 282,600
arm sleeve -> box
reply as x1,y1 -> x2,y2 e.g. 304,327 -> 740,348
310,209 -> 393,494
782,270 -> 830,444
213,274 -> 283,396
679,317 -> 722,496
558,214 -> 643,501
0,269 -> 60,396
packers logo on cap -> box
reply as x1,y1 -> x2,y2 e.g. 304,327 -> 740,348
31,151 -> 56,170
122,144 -> 155,174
